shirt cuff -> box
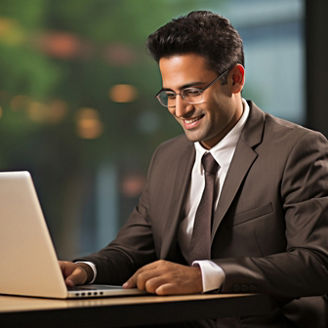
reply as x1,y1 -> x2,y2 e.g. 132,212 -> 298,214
192,260 -> 225,293
75,261 -> 97,284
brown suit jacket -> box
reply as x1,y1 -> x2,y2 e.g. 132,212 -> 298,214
80,101 -> 328,327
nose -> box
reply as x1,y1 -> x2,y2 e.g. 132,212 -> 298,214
173,95 -> 193,118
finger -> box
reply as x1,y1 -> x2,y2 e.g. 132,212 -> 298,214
59,261 -> 75,278
155,277 -> 202,295
123,272 -> 137,289
144,276 -> 168,294
65,266 -> 88,287
123,262 -> 159,289
135,269 -> 164,291
123,268 -> 154,289
155,282 -> 184,295
122,260 -> 173,289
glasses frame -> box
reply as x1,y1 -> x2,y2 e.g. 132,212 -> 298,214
155,68 -> 229,108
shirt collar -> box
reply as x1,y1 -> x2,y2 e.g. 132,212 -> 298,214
194,98 -> 250,174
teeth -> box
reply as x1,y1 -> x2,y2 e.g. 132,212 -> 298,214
185,117 -> 200,124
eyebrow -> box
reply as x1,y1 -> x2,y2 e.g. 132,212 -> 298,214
160,81 -> 206,92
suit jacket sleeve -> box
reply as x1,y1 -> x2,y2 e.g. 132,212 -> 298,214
216,130 -> 328,298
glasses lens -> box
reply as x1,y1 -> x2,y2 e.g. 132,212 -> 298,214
157,91 -> 176,107
156,88 -> 204,107
182,88 -> 203,104
157,91 -> 168,107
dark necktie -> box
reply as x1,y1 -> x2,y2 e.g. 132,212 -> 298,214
188,152 -> 219,263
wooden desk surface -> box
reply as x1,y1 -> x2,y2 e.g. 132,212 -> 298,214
0,293 -> 274,327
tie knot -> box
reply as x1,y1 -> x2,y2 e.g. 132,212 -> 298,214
202,153 -> 219,175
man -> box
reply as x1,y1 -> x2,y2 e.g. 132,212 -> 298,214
60,11 -> 328,327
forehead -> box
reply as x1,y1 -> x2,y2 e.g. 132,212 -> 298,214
159,54 -> 216,89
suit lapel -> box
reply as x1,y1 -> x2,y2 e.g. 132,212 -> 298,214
160,102 -> 266,253
160,140 -> 195,260
211,102 -> 266,239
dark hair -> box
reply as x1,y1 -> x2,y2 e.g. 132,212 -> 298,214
147,11 -> 244,82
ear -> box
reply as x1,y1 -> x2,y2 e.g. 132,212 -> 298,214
230,64 -> 245,94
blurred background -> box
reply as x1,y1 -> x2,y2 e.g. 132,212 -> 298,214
0,0 -> 323,259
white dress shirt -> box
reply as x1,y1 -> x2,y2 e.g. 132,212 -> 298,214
178,99 -> 250,292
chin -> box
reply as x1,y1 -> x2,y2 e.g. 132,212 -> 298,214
183,131 -> 198,141
183,127 -> 207,140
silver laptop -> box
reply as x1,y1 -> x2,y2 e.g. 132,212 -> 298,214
0,171 -> 144,299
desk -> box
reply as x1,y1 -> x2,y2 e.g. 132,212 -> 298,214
0,293 -> 274,327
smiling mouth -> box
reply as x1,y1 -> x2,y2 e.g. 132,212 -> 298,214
182,114 -> 204,129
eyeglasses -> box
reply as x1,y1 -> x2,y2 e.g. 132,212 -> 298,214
155,69 -> 229,108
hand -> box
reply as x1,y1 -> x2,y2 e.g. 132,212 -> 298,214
123,260 -> 202,295
59,261 -> 88,287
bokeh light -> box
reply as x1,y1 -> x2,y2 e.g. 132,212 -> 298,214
76,107 -> 103,139
109,84 -> 138,103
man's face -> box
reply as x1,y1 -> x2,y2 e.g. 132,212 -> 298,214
159,54 -> 243,149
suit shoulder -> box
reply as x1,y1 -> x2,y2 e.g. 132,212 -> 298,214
154,134 -> 192,156
264,112 -> 327,145
246,102 -> 328,155
249,101 -> 326,141
146,134 -> 194,174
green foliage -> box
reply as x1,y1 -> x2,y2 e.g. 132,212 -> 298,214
0,0 -> 211,170
0,44 -> 61,97
0,0 -> 46,29
0,0 -> 226,256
